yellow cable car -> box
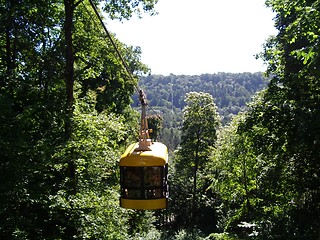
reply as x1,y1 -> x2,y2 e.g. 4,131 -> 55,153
119,90 -> 169,210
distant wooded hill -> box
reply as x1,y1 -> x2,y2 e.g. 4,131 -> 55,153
133,72 -> 269,150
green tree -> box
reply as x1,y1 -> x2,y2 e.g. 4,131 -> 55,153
0,0 -> 159,238
49,91 -> 136,239
147,114 -> 163,141
208,0 -> 320,238
134,73 -> 269,151
257,0 -> 320,238
0,1 -> 66,238
209,105 -> 286,238
171,92 -> 220,232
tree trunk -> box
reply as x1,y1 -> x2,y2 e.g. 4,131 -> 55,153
4,0 -> 14,87
242,157 -> 251,213
64,0 -> 75,141
5,25 -> 12,80
191,139 -> 200,228
64,0 -> 77,197
63,0 -> 77,237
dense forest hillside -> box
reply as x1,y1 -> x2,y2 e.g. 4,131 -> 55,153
134,72 -> 269,149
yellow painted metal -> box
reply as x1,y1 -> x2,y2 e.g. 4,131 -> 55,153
119,142 -> 168,167
120,198 -> 167,210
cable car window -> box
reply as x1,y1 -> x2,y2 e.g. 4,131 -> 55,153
121,167 -> 142,199
120,166 -> 168,200
144,167 -> 163,198
123,167 -> 141,187
144,167 -> 161,187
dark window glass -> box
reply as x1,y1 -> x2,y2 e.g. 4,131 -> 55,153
144,167 -> 161,187
120,165 -> 168,200
123,167 -> 141,187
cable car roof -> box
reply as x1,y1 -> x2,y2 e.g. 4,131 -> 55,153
119,142 -> 168,167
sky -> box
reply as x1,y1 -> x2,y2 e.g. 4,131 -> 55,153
106,0 -> 277,75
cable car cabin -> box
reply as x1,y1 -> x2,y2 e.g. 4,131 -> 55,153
119,141 -> 168,210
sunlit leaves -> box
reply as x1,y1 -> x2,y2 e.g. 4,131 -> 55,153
171,92 -> 220,232
231,0 -> 320,237
102,0 -> 158,20
0,0 -> 156,238
181,92 -> 220,149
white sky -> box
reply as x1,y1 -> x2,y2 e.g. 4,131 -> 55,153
106,0 -> 277,75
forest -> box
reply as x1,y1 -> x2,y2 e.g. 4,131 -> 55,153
133,72 -> 269,150
1,0 -> 320,239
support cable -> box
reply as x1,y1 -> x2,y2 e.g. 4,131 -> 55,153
84,0 -> 162,124
85,0 -> 162,116
87,0 -> 140,94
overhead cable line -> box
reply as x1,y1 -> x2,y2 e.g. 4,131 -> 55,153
87,0 -> 140,94
85,0 -> 162,118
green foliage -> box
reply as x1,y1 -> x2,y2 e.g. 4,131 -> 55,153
102,0 -> 158,20
4,0 -> 320,238
136,73 -> 268,123
171,92 -> 220,233
0,1 -> 66,238
256,0 -> 320,238
170,229 -> 210,240
209,86 -> 320,238
181,92 -> 220,149
147,114 -> 163,141
210,111 -> 281,236
207,0 -> 320,238
0,0 -> 158,238
209,232 -> 239,240
133,73 -> 269,151
127,210 -> 159,238
74,2 -> 149,114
